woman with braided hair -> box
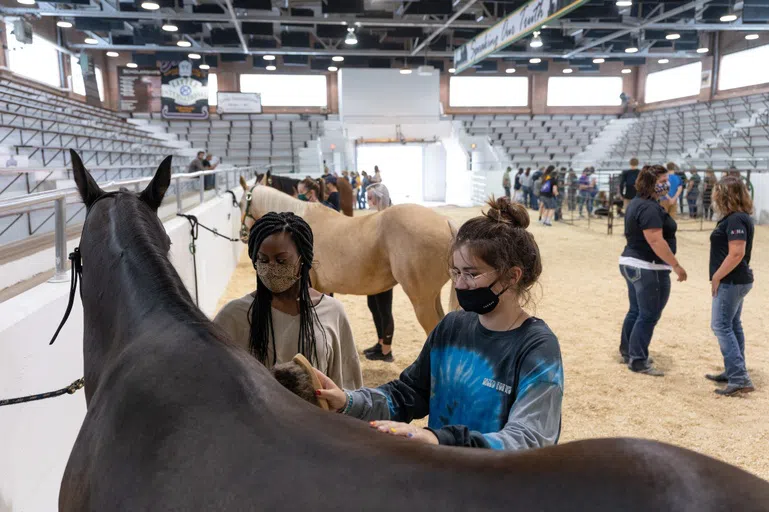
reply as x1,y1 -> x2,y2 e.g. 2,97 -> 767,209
214,212 -> 362,389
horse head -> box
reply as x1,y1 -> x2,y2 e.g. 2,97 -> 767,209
238,175 -> 308,243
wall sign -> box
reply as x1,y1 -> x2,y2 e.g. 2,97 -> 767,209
160,60 -> 209,120
216,92 -> 263,114
453,0 -> 590,73
118,67 -> 161,113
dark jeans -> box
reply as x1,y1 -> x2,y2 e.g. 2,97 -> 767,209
203,174 -> 215,190
504,186 -> 511,200
711,282 -> 753,385
522,186 -> 532,207
367,289 -> 394,345
687,195 -> 698,218
358,188 -> 367,209
620,265 -> 671,368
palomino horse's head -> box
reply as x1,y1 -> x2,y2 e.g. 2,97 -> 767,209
238,175 -> 309,243
238,175 -> 259,243
72,149 -> 172,253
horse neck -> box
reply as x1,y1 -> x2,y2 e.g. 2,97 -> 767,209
251,187 -> 308,217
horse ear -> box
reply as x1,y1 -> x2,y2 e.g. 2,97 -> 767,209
70,149 -> 103,207
240,176 -> 248,190
140,155 -> 172,211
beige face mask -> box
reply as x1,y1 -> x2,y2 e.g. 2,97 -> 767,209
255,260 -> 301,294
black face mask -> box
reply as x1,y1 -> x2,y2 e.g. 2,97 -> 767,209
455,281 -> 508,315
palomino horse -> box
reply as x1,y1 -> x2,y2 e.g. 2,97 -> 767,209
61,150 -> 769,511
239,179 -> 454,334
257,170 -> 354,217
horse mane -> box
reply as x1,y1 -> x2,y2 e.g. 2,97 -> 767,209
252,185 -> 309,216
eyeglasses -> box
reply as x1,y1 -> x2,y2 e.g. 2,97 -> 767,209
450,269 -> 494,286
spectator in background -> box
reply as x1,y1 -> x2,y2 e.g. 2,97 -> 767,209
298,178 -> 321,203
531,169 -> 542,213
520,168 -> 533,208
676,167 -> 688,215
202,152 -> 218,191
703,169 -> 717,220
620,158 -> 641,212
539,165 -> 558,227
664,162 -> 683,219
555,168 -> 566,221
359,171 -> 370,209
686,168 -> 702,219
322,161 -> 330,178
514,168 -> 524,203
706,177 -> 756,396
372,166 -> 383,184
567,168 -> 579,212
188,151 -> 205,174
323,175 -> 340,212
502,167 -> 512,200
350,171 -> 360,209
578,168 -> 593,218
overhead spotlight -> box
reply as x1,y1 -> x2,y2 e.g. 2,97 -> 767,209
263,55 -> 276,61
341,21 -> 348,26
593,58 -> 605,64
140,1 -> 160,9
106,51 -> 119,57
126,63 -> 138,68
17,0 -> 36,4
188,53 -> 201,60
56,21 -> 73,28
563,68 -> 573,74
505,68 -> 516,74
476,15 -> 485,22
162,24 -> 178,32
529,58 -> 542,64
84,37 -> 98,45
697,47 -> 709,53
345,28 -> 357,45
448,67 -> 456,73
541,24 -> 549,29
658,58 -> 670,64
400,68 -> 412,75
720,13 -> 738,22
266,65 -> 276,71
199,64 -> 210,70
177,40 -> 192,47
625,46 -> 639,53
745,34 -> 759,41
621,68 -> 632,74
616,0 -> 632,6
354,21 -> 362,27
530,31 -> 543,48
666,33 -> 681,40
328,66 -> 338,72
332,56 -> 344,62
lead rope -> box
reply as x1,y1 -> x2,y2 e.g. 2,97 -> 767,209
1,249 -> 85,407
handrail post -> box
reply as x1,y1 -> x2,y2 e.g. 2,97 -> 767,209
48,197 -> 69,283
175,177 -> 182,213
199,174 -> 205,204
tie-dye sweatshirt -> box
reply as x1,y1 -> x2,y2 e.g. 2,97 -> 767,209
345,311 -> 563,450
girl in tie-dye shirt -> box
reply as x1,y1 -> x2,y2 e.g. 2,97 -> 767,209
316,197 -> 563,450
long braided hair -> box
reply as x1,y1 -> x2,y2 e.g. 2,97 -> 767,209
247,212 -> 322,367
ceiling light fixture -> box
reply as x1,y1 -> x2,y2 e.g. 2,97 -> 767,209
332,56 -> 344,62
126,63 -> 138,68
188,53 -> 201,60
625,46 -> 639,53
530,58 -> 542,64
658,58 -> 670,64
593,58 -> 605,64
563,68 -> 573,74
476,15 -> 485,22
720,13 -> 738,22
400,68 -> 412,75
140,1 -> 160,9
697,47 -> 709,53
530,31 -> 543,48
345,28 -> 357,45
162,24 -> 178,32
106,51 -> 119,57
199,64 -> 210,70
266,65 -> 276,71
666,33 -> 681,40
177,40 -> 192,47
621,68 -> 632,74
616,0 -> 632,6
84,37 -> 98,45
17,0 -> 36,4
328,66 -> 338,72
448,68 -> 456,73
263,55 -> 276,61
56,21 -> 73,28
745,34 -> 759,41
505,68 -> 516,74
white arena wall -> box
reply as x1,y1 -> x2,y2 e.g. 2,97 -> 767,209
0,188 -> 245,512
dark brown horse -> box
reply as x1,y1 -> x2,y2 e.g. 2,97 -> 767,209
61,150 -> 769,511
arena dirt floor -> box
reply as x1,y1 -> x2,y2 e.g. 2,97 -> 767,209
217,206 -> 769,480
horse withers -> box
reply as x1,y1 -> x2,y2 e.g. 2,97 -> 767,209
60,150 -> 769,511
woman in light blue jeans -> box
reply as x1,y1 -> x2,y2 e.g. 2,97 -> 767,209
706,177 -> 756,396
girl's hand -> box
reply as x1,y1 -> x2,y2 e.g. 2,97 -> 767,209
313,369 -> 347,412
369,421 -> 439,445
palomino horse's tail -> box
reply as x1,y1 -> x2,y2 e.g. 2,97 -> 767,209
447,219 -> 460,311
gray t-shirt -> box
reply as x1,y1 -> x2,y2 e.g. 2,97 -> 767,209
188,158 -> 204,173
213,293 -> 363,390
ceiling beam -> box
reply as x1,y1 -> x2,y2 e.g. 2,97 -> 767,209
565,0 -> 710,58
411,0 -> 478,56
221,0 -> 248,54
554,21 -> 769,31
67,43 -> 702,60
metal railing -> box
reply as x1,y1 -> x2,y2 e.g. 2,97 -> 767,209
0,165 -> 261,283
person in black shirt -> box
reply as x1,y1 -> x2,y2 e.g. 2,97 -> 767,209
705,177 -> 756,396
323,175 -> 340,212
619,157 -> 640,211
316,197 -> 563,451
619,165 -> 688,376
539,165 -> 558,227
513,168 -> 523,202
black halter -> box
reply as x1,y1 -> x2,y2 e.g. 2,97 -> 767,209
49,191 -> 120,345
